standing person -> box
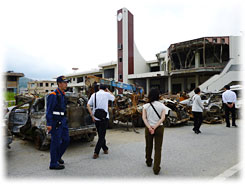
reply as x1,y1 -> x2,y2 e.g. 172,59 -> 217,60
192,87 -> 204,134
222,85 -> 237,127
46,76 -> 70,170
87,84 -> 115,159
142,88 -> 166,175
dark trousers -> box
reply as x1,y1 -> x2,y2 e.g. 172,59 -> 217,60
224,104 -> 236,126
94,119 -> 108,154
145,125 -> 164,173
193,111 -> 203,131
50,121 -> 70,167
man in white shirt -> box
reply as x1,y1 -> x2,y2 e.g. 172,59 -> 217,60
87,84 -> 115,159
222,85 -> 237,127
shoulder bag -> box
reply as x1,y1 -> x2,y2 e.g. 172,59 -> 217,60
94,92 -> 107,121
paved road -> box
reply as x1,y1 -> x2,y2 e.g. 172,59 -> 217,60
5,120 -> 240,180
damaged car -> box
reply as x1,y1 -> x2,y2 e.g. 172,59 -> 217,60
180,92 -> 224,123
6,93 -> 97,150
4,107 -> 14,149
160,99 -> 190,127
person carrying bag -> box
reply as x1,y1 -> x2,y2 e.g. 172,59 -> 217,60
142,88 -> 166,175
87,84 -> 115,159
94,92 -> 107,121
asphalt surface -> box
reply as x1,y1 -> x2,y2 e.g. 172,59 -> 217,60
5,120 -> 241,181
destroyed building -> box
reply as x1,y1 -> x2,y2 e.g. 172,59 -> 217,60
164,36 -> 239,94
27,80 -> 56,95
63,8 -> 241,96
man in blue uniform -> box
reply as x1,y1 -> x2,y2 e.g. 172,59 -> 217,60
46,76 -> 70,170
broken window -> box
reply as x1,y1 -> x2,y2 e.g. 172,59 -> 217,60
104,68 -> 115,79
77,77 -> 84,83
150,66 -> 160,72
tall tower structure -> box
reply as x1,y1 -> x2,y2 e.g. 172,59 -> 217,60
117,8 -> 147,84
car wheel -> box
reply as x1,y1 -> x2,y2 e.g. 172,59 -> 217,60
34,129 -> 48,151
164,116 -> 171,127
133,115 -> 145,127
85,133 -> 95,142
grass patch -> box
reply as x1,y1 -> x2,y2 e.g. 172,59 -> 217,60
5,92 -> 16,101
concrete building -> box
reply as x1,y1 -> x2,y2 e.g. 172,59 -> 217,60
61,8 -> 242,96
28,80 -> 56,95
4,71 -> 24,93
65,69 -> 103,94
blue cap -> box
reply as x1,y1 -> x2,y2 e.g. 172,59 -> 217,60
57,76 -> 68,83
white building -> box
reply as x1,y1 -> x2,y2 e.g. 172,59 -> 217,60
28,80 -> 56,95
65,69 -> 103,94
61,8 -> 242,96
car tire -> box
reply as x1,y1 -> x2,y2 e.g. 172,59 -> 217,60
84,133 -> 95,142
34,129 -> 48,151
133,115 -> 145,127
164,116 -> 171,127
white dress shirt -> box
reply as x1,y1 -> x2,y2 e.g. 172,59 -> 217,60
88,89 -> 115,120
192,94 -> 204,112
222,90 -> 237,104
143,101 -> 166,126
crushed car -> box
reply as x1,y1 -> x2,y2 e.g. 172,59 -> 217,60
180,92 -> 224,124
180,85 -> 242,123
111,93 -> 190,128
159,98 -> 190,127
6,93 -> 97,150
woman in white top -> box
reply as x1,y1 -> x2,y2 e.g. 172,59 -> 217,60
192,87 -> 204,134
142,88 -> 166,175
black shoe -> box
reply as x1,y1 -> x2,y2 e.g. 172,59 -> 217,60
49,165 -> 65,170
146,162 -> 152,167
153,167 -> 161,175
226,125 -> 230,128
197,130 -> 201,133
58,159 -> 64,165
195,130 -> 199,134
232,124 -> 238,127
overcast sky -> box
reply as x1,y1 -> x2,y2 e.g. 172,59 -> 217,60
0,0 -> 243,80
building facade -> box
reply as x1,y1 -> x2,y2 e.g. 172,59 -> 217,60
65,69 -> 103,94
4,71 -> 24,93
61,8 -> 242,96
28,80 -> 56,95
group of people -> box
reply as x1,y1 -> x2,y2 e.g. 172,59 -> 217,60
46,75 -> 237,175
46,76 -> 115,170
191,85 -> 237,134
